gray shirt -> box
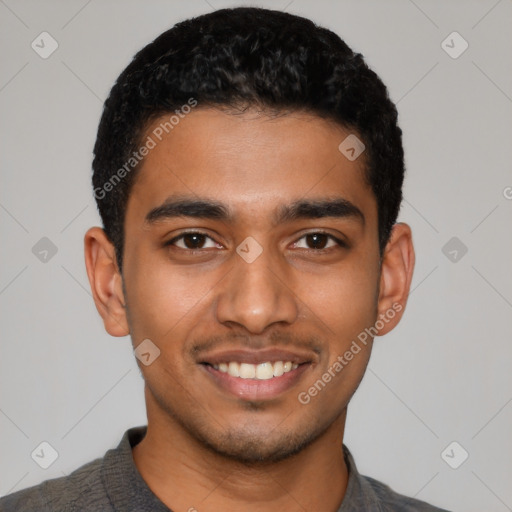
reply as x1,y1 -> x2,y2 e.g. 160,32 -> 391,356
0,426 -> 450,511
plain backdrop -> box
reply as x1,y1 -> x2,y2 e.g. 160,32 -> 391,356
1,1 -> 511,511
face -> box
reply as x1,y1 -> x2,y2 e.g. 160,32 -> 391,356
87,108 -> 412,464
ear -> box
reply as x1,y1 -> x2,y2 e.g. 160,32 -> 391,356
84,227 -> 130,337
375,222 -> 415,336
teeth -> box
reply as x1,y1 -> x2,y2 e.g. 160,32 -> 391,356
239,363 -> 256,378
228,361 -> 240,377
215,361 -> 298,379
256,362 -> 274,380
273,361 -> 284,377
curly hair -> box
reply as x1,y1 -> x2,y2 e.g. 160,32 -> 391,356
92,7 -> 404,272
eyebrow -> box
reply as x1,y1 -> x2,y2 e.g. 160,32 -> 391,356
275,198 -> 365,225
145,196 -> 364,226
145,197 -> 230,224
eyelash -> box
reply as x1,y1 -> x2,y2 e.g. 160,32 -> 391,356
293,232 -> 347,251
164,231 -> 347,252
165,231 -> 222,251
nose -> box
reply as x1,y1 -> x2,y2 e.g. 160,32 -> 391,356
215,246 -> 299,334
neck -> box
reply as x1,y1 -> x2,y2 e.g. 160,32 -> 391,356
133,393 -> 349,512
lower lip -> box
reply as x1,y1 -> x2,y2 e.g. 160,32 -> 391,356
201,363 -> 310,401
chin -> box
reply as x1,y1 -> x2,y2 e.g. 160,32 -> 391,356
190,424 -> 323,465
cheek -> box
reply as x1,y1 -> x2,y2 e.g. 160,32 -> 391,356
295,265 -> 378,411
123,248 -> 219,342
296,259 -> 379,344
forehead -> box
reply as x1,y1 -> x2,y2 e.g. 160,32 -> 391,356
127,108 -> 376,223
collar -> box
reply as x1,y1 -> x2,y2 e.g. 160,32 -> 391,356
102,426 -> 374,512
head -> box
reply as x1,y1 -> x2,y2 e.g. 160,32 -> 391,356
85,7 -> 414,464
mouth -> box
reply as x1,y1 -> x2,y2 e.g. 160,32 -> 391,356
198,349 -> 314,400
208,360 -> 299,379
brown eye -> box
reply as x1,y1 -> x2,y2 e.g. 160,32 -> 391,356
305,233 -> 329,249
182,233 -> 207,249
168,232 -> 221,250
293,232 -> 344,250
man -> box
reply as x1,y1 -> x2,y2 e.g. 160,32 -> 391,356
0,7 -> 450,512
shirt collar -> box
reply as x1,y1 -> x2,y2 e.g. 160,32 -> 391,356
102,426 -> 379,512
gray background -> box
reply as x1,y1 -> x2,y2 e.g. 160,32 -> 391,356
1,0 -> 511,510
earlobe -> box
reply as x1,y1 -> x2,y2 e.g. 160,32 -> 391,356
375,223 -> 415,336
84,227 -> 130,337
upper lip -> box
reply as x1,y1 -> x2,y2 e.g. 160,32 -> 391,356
198,348 -> 316,366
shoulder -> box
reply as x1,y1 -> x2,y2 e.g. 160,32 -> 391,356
341,445 -> 451,512
0,456 -> 111,512
362,474 -> 451,512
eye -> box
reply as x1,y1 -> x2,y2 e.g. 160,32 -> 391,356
292,232 -> 345,250
167,232 -> 222,250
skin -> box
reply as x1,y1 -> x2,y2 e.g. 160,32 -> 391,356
84,108 -> 415,512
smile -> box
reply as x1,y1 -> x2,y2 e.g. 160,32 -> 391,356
198,348 -> 316,400
212,361 -> 299,380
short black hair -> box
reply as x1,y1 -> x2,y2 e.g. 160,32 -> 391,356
92,7 -> 404,272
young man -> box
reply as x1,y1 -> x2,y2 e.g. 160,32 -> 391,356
0,7 -> 450,512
